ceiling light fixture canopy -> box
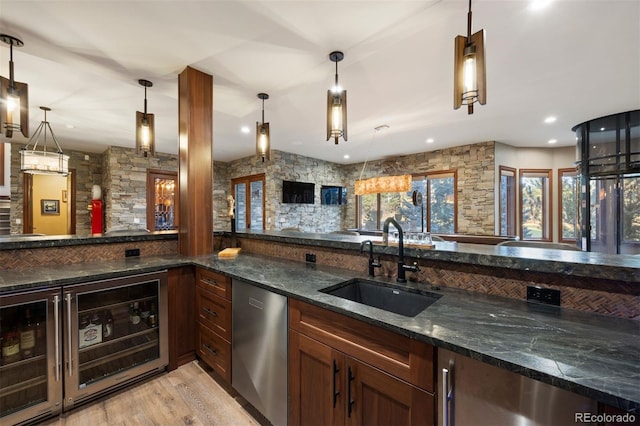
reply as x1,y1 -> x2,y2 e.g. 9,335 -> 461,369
256,92 -> 270,162
0,33 -> 29,138
453,0 -> 486,114
20,106 -> 69,175
326,51 -> 347,144
136,79 -> 155,157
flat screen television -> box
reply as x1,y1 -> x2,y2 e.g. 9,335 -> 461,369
321,185 -> 347,205
282,180 -> 315,204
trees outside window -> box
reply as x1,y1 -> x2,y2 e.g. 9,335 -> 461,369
519,169 -> 552,241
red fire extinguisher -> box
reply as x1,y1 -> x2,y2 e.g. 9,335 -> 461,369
90,185 -> 103,235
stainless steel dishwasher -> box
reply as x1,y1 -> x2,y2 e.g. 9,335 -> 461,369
232,278 -> 288,426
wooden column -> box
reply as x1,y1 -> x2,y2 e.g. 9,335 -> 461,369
178,66 -> 213,256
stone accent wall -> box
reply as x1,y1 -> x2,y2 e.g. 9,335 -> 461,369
213,160 -> 231,231
223,150 -> 349,233
102,146 -> 178,232
10,144 -> 103,235
342,141 -> 496,234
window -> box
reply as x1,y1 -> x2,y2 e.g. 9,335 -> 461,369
621,176 -> 640,252
558,168 -> 579,242
147,169 -> 178,231
357,171 -> 457,234
519,169 -> 552,241
498,166 -> 516,236
232,174 -> 265,230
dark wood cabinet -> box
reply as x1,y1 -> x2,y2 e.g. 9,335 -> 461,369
289,299 -> 435,426
168,266 -> 196,371
195,268 -> 232,383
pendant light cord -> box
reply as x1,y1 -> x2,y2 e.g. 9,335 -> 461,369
358,125 -> 388,180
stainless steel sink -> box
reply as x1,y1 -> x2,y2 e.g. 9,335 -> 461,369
319,278 -> 441,317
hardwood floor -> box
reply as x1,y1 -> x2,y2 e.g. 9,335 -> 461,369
40,361 -> 261,426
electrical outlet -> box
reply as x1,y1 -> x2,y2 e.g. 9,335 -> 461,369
305,253 -> 316,263
125,248 -> 140,257
527,286 -> 560,306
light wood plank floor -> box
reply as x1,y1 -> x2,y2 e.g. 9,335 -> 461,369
40,361 -> 261,426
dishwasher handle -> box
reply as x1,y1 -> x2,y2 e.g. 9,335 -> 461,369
442,366 -> 454,426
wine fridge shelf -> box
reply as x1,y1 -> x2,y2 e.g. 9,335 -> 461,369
0,374 -> 47,399
77,295 -> 157,315
79,332 -> 158,370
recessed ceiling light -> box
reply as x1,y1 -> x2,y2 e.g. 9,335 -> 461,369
600,127 -> 605,131
548,139 -> 557,144
530,0 -> 553,11
65,124 -> 75,129
343,154 -> 350,159
426,138 -> 434,144
241,126 -> 250,134
544,116 -> 556,124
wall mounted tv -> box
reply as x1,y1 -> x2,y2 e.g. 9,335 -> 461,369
321,185 -> 347,205
282,180 -> 315,204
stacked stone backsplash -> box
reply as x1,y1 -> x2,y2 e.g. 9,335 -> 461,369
10,144 -> 103,235
102,146 -> 178,232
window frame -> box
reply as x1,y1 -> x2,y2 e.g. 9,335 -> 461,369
519,169 -> 552,241
355,170 -> 457,234
231,173 -> 266,230
498,166 -> 517,236
557,167 -> 579,243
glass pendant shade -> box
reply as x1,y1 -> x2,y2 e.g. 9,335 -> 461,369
453,0 -> 486,114
256,122 -> 270,161
0,34 -> 29,138
136,79 -> 155,157
256,92 -> 270,161
326,51 -> 347,144
20,106 -> 69,175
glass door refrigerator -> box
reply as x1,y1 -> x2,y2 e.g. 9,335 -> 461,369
1,287 -> 63,425
1,270 -> 168,424
62,271 -> 168,410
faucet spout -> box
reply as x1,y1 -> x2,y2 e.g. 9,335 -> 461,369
383,217 -> 408,282
360,240 -> 381,277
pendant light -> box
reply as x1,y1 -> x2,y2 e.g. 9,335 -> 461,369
0,34 -> 29,138
256,92 -> 270,162
136,79 -> 155,157
20,106 -> 69,175
453,0 -> 486,114
326,51 -> 347,144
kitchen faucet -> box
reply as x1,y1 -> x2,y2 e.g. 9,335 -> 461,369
382,217 -> 420,283
360,240 -> 382,277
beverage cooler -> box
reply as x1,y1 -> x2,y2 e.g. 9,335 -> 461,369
1,271 -> 168,425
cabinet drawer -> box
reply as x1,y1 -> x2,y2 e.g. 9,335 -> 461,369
197,324 -> 231,383
196,287 -> 231,340
196,268 -> 231,300
289,299 -> 434,392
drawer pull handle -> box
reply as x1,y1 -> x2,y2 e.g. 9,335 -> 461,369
347,366 -> 355,417
203,307 -> 218,317
333,359 -> 340,408
203,343 -> 218,356
203,278 -> 219,287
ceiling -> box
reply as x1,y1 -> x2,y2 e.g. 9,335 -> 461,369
0,0 -> 638,164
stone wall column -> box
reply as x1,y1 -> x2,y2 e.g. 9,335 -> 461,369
178,66 -> 213,255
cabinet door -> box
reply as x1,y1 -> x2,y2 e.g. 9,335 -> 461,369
0,288 -> 63,425
347,356 -> 434,426
168,267 -> 195,371
289,331 -> 345,426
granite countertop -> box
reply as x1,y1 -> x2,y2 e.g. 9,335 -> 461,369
236,230 -> 640,283
1,252 -> 638,412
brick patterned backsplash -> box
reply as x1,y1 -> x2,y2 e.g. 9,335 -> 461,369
0,240 -> 178,271
236,237 -> 640,319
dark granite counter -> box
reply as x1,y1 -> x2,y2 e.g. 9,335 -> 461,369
1,252 -> 637,412
235,230 -> 640,283
0,230 -> 178,250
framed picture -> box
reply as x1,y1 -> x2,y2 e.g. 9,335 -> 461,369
41,199 -> 60,215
